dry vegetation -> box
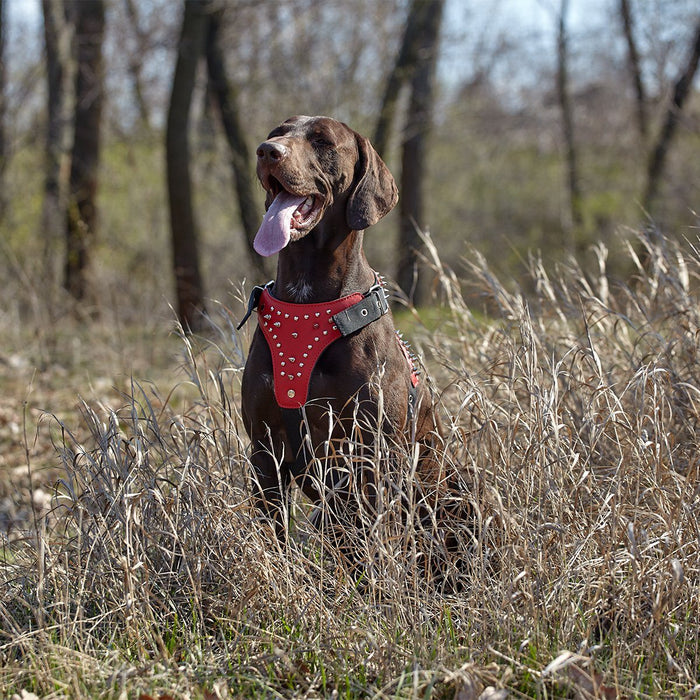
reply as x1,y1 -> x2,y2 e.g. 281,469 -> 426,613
1,230 -> 700,698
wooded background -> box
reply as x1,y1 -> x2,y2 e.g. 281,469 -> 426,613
1,0 -> 699,331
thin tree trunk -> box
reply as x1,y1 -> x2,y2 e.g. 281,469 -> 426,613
64,0 -> 105,302
556,0 -> 582,246
396,0 -> 444,307
373,0 -> 430,159
166,0 -> 209,331
0,0 -> 7,223
41,0 -> 74,294
619,0 -> 647,140
123,0 -> 151,130
205,7 -> 265,277
643,19 -> 700,215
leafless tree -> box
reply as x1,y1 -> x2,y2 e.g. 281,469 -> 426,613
555,0 -> 582,246
205,6 -> 265,277
64,0 -> 105,302
395,0 -> 445,306
166,0 -> 209,331
122,0 -> 151,130
373,0 -> 431,159
0,0 -> 6,223
643,17 -> 700,215
41,0 -> 74,293
619,0 -> 648,140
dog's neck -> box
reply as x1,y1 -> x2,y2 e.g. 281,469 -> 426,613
274,228 -> 375,304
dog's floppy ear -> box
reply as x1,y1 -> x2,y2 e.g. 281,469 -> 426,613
346,133 -> 399,231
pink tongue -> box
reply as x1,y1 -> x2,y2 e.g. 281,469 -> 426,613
253,191 -> 307,257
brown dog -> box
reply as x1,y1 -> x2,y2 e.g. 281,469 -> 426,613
239,116 -> 442,549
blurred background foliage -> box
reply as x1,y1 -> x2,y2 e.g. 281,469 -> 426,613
0,0 -> 698,327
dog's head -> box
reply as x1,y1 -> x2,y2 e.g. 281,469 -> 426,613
254,116 -> 398,257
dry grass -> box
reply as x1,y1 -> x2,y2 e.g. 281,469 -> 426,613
1,230 -> 699,698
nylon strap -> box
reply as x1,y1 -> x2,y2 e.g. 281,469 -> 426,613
236,280 -> 274,330
333,284 -> 389,336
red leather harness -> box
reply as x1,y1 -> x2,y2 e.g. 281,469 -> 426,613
259,288 -> 361,408
239,275 -> 421,472
239,275 -> 419,410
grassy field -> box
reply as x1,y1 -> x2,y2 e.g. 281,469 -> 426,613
1,231 -> 699,699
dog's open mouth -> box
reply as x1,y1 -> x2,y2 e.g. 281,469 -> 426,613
290,194 -> 319,231
254,179 -> 324,257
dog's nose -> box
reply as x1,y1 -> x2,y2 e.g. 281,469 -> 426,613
257,140 -> 287,163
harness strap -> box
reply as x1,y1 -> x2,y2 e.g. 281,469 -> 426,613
333,282 -> 389,336
408,382 -> 419,423
239,275 -> 390,410
237,280 -> 274,331
257,288 -> 367,408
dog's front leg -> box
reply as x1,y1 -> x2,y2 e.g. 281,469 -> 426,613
250,445 -> 291,539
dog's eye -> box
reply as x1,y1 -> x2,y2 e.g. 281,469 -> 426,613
312,137 -> 333,149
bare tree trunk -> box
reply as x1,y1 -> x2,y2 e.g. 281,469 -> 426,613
205,7 -> 265,277
166,0 -> 209,331
64,0 -> 104,302
643,18 -> 700,215
619,0 -> 647,140
373,0 -> 430,159
396,0 -> 444,307
0,0 -> 6,223
123,0 -> 151,130
556,0 -> 582,247
41,0 -> 74,294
